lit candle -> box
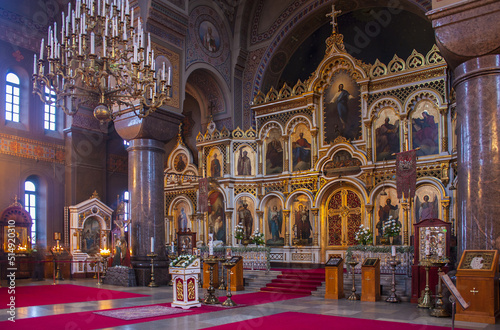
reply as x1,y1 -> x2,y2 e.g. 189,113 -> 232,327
151,237 -> 154,253
162,62 -> 165,80
167,66 -> 171,85
171,241 -> 174,253
391,245 -> 396,257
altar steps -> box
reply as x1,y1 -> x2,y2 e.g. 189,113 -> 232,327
260,269 -> 325,295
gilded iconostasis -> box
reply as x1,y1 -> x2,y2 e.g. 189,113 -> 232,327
164,25 -> 453,264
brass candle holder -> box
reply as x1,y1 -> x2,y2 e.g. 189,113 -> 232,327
347,260 -> 360,301
100,249 -> 111,284
203,256 -> 220,304
386,256 -> 401,303
418,256 -> 434,308
147,253 -> 158,287
222,260 -> 237,307
218,258 -> 227,290
430,258 -> 450,317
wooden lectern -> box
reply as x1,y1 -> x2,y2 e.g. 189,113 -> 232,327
325,256 -> 344,299
361,258 -> 381,302
228,256 -> 244,291
202,261 -> 219,288
455,250 -> 499,324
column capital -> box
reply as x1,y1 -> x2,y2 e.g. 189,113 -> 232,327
426,0 -> 500,69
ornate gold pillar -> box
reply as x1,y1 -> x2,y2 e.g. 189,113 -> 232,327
401,198 -> 410,245
75,229 -> 81,251
256,211 -> 264,233
282,210 -> 290,247
283,135 -> 289,172
311,129 -> 318,166
197,147 -> 203,177
165,215 -> 174,243
257,140 -> 263,175
365,205 -> 374,234
439,107 -> 449,152
311,208 -> 319,246
225,210 -> 233,245
225,144 -> 230,176
441,200 -> 450,223
364,121 -> 372,162
402,118 -> 409,152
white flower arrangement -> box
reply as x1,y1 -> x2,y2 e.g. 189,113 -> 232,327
354,224 -> 373,245
250,229 -> 265,246
234,222 -> 245,240
169,254 -> 197,268
383,216 -> 401,237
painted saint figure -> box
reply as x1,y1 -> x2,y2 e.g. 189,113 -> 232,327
211,153 -> 221,178
412,110 -> 438,155
329,84 -> 354,130
376,117 -> 399,161
295,204 -> 312,241
292,133 -> 311,171
376,199 -> 399,237
238,201 -> 253,239
237,148 -> 252,175
266,136 -> 283,174
416,194 -> 438,222
268,205 -> 283,242
178,207 -> 188,231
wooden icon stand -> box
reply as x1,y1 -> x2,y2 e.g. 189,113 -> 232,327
325,256 -> 344,299
361,258 -> 381,302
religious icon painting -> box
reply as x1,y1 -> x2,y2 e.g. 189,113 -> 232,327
235,196 -> 255,240
265,128 -> 283,175
208,191 -> 225,244
375,187 -> 402,245
291,124 -> 312,172
411,100 -> 439,156
374,108 -> 400,162
82,217 -> 101,255
414,185 -> 440,223
235,145 -> 254,176
291,195 -> 312,245
174,200 -> 191,232
173,152 -> 188,172
323,70 -> 361,143
207,148 -> 222,178
265,197 -> 284,246
198,20 -> 221,54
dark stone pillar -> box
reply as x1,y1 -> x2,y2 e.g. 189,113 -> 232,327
427,0 -> 500,256
454,55 -> 500,251
114,108 -> 183,285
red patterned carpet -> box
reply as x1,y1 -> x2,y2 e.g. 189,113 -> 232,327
0,291 -> 306,329
0,284 -> 148,308
201,311 -> 471,330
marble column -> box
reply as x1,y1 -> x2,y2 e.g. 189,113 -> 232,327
427,1 -> 500,254
114,108 -> 183,286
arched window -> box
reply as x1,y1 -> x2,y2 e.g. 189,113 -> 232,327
5,73 -> 20,122
24,179 -> 38,245
44,87 -> 56,131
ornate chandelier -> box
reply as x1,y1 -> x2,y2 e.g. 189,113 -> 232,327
32,0 -> 171,123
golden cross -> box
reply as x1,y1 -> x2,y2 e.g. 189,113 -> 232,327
470,287 -> 479,295
326,4 -> 342,33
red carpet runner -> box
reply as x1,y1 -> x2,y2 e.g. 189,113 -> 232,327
201,311 -> 471,330
261,269 -> 325,295
0,291 -> 306,329
0,284 -> 148,308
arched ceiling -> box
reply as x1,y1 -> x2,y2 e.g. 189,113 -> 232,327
250,0 -> 436,92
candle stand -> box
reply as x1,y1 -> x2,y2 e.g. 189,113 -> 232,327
218,258 -> 227,290
222,260 -> 237,306
386,256 -> 401,303
147,253 -> 158,287
430,258 -> 450,317
418,257 -> 434,308
168,254 -> 177,286
203,256 -> 220,304
347,260 -> 360,301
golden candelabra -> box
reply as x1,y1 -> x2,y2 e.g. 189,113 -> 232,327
51,245 -> 65,282
386,256 -> 401,303
100,248 -> 111,284
32,0 -> 172,124
222,260 -> 237,307
203,256 -> 220,305
347,260 -> 360,301
430,258 -> 450,317
418,257 -> 434,308
147,253 -> 158,287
